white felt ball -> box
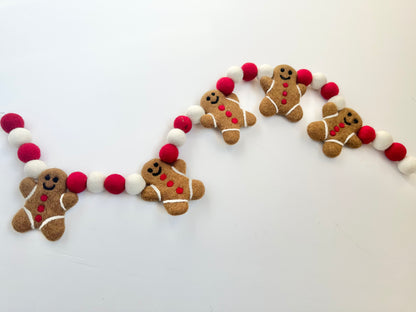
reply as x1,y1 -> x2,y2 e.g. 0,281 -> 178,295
167,128 -> 186,146
311,72 -> 327,90
24,160 -> 47,178
328,95 -> 346,111
8,128 -> 32,147
226,66 -> 244,83
87,171 -> 106,193
186,105 -> 205,124
258,64 -> 274,78
398,156 -> 416,175
372,131 -> 393,151
125,173 -> 146,195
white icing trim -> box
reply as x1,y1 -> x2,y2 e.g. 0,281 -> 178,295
344,132 -> 355,144
243,110 -> 247,127
150,185 -> 161,201
323,113 -> 338,119
221,128 -> 240,134
25,185 -> 37,200
171,166 -> 186,177
285,103 -> 300,116
23,207 -> 34,230
226,98 -> 240,105
39,216 -> 64,230
207,113 -> 217,128
325,139 -> 344,146
59,194 -> 67,211
266,79 -> 275,94
297,85 -> 302,98
163,199 -> 188,204
266,96 -> 279,114
322,120 -> 328,140
189,179 -> 193,200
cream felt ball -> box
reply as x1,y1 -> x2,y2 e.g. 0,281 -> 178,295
311,72 -> 327,90
125,173 -> 146,195
258,64 -> 273,78
87,171 -> 106,193
167,128 -> 186,147
328,95 -> 346,111
8,128 -> 32,147
398,156 -> 416,175
23,160 -> 47,178
226,66 -> 243,83
372,131 -> 393,150
186,105 -> 205,124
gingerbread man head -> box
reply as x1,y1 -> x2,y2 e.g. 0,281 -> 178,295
200,90 -> 226,112
141,159 -> 170,185
37,168 -> 68,194
338,108 -> 363,132
273,65 -> 297,83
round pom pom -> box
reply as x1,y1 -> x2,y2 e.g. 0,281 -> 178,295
310,72 -> 327,90
372,131 -> 393,151
321,82 -> 339,100
104,174 -> 126,194
358,126 -> 376,144
66,172 -> 88,193
328,95 -> 346,110
241,63 -> 258,81
159,144 -> 179,163
24,160 -> 47,178
167,128 -> 186,147
17,143 -> 41,163
173,115 -> 192,133
125,173 -> 146,195
226,66 -> 244,83
87,171 -> 106,193
216,77 -> 234,96
398,156 -> 416,175
1,113 -> 24,133
296,69 -> 313,86
384,142 -> 407,161
8,128 -> 32,147
186,105 -> 205,124
258,64 -> 273,78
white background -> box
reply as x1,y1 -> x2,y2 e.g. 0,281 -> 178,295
0,0 -> 415,311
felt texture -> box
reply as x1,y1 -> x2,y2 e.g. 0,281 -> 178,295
17,143 -> 41,163
24,160 -> 48,178
384,142 -> 407,161
173,115 -> 192,133
200,90 -> 256,145
125,174 -> 146,195
104,174 -> 125,194
321,82 -> 339,100
8,128 -> 32,147
311,72 -> 327,90
140,158 -> 205,216
258,64 -> 273,78
216,77 -> 234,96
358,125 -> 376,144
328,95 -> 346,110
226,66 -> 244,83
159,143 -> 179,163
167,128 -> 186,146
307,102 -> 363,158
259,65 -> 307,122
398,156 -> 416,175
242,63 -> 258,81
67,172 -> 88,193
372,131 -> 393,150
12,168 -> 78,241
296,69 -> 313,86
87,171 -> 106,193
185,105 -> 205,124
1,113 -> 24,133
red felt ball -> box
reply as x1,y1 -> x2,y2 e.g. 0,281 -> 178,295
173,115 -> 192,133
216,77 -> 234,96
17,143 -> 41,163
296,69 -> 313,86
384,142 -> 407,161
1,113 -> 24,133
320,82 -> 339,100
357,126 -> 376,144
241,63 -> 258,81
104,174 -> 126,194
66,171 -> 88,193
159,143 -> 179,163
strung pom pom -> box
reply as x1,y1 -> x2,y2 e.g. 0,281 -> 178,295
173,115 -> 192,133
398,156 -> 416,175
358,126 -> 376,144
384,142 -> 407,161
104,174 -> 126,194
8,128 -> 32,147
258,64 -> 273,78
87,171 -> 106,193
186,105 -> 205,124
66,172 -> 88,193
1,113 -> 24,133
328,95 -> 346,110
311,72 -> 327,90
24,160 -> 47,178
159,144 -> 179,163
241,63 -> 258,81
372,131 -> 393,151
216,77 -> 234,96
125,173 -> 146,195
167,128 -> 186,147
321,82 -> 339,100
17,143 -> 41,163
296,69 -> 313,86
226,66 -> 244,83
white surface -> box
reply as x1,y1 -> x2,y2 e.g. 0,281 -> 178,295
0,0 -> 416,311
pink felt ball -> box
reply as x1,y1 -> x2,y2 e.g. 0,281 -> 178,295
216,77 -> 234,96
357,126 -> 376,144
241,63 -> 258,81
384,143 -> 407,161
1,113 -> 24,133
320,82 -> 339,100
17,143 -> 41,163
159,143 -> 179,163
173,115 -> 193,133
296,69 -> 313,86
66,171 -> 88,193
104,174 -> 126,194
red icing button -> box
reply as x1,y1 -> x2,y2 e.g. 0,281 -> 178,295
339,123 -> 345,128
281,99 -> 287,104
334,126 -> 340,132
283,83 -> 289,87
282,91 -> 288,96
40,195 -> 48,201
176,187 -> 183,194
330,130 -> 336,136
218,105 -> 225,111
231,118 -> 238,124
37,205 -> 45,212
226,111 -> 232,117
167,181 -> 174,187
35,215 -> 42,222
160,174 -> 167,181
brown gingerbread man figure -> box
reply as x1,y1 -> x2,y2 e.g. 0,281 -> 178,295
200,90 -> 256,145
259,64 -> 307,122
12,168 -> 78,241
140,159 -> 205,215
307,102 -> 363,157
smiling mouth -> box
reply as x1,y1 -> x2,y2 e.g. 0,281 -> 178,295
280,75 -> 290,80
343,117 -> 351,126
43,183 -> 55,191
152,166 -> 162,176
210,96 -> 219,104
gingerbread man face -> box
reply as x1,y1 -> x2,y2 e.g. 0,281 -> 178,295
38,168 -> 67,194
141,159 -> 170,185
200,90 -> 226,112
273,65 -> 297,83
339,108 -> 362,132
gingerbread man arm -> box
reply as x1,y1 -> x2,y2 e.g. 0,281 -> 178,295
226,93 -> 239,103
244,111 -> 257,127
172,159 -> 186,174
345,134 -> 363,148
322,102 -> 338,118
61,192 -> 79,210
260,76 -> 273,93
297,83 -> 307,95
200,114 -> 216,128
19,178 -> 37,198
141,186 -> 161,202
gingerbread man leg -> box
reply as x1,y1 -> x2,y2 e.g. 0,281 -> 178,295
322,142 -> 343,158
285,105 -> 303,122
191,179 -> 205,200
307,121 -> 327,141
244,111 -> 256,127
11,208 -> 33,233
222,129 -> 240,145
163,201 -> 189,216
40,218 -> 66,241
259,97 -> 278,117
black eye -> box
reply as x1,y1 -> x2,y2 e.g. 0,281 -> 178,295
211,92 -> 215,96
45,175 -> 50,180
153,162 -> 159,167
280,68 -> 285,72
206,96 -> 210,101
348,112 -> 352,116
147,168 -> 153,173
53,177 -> 59,183
353,119 -> 359,124
288,70 -> 292,75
